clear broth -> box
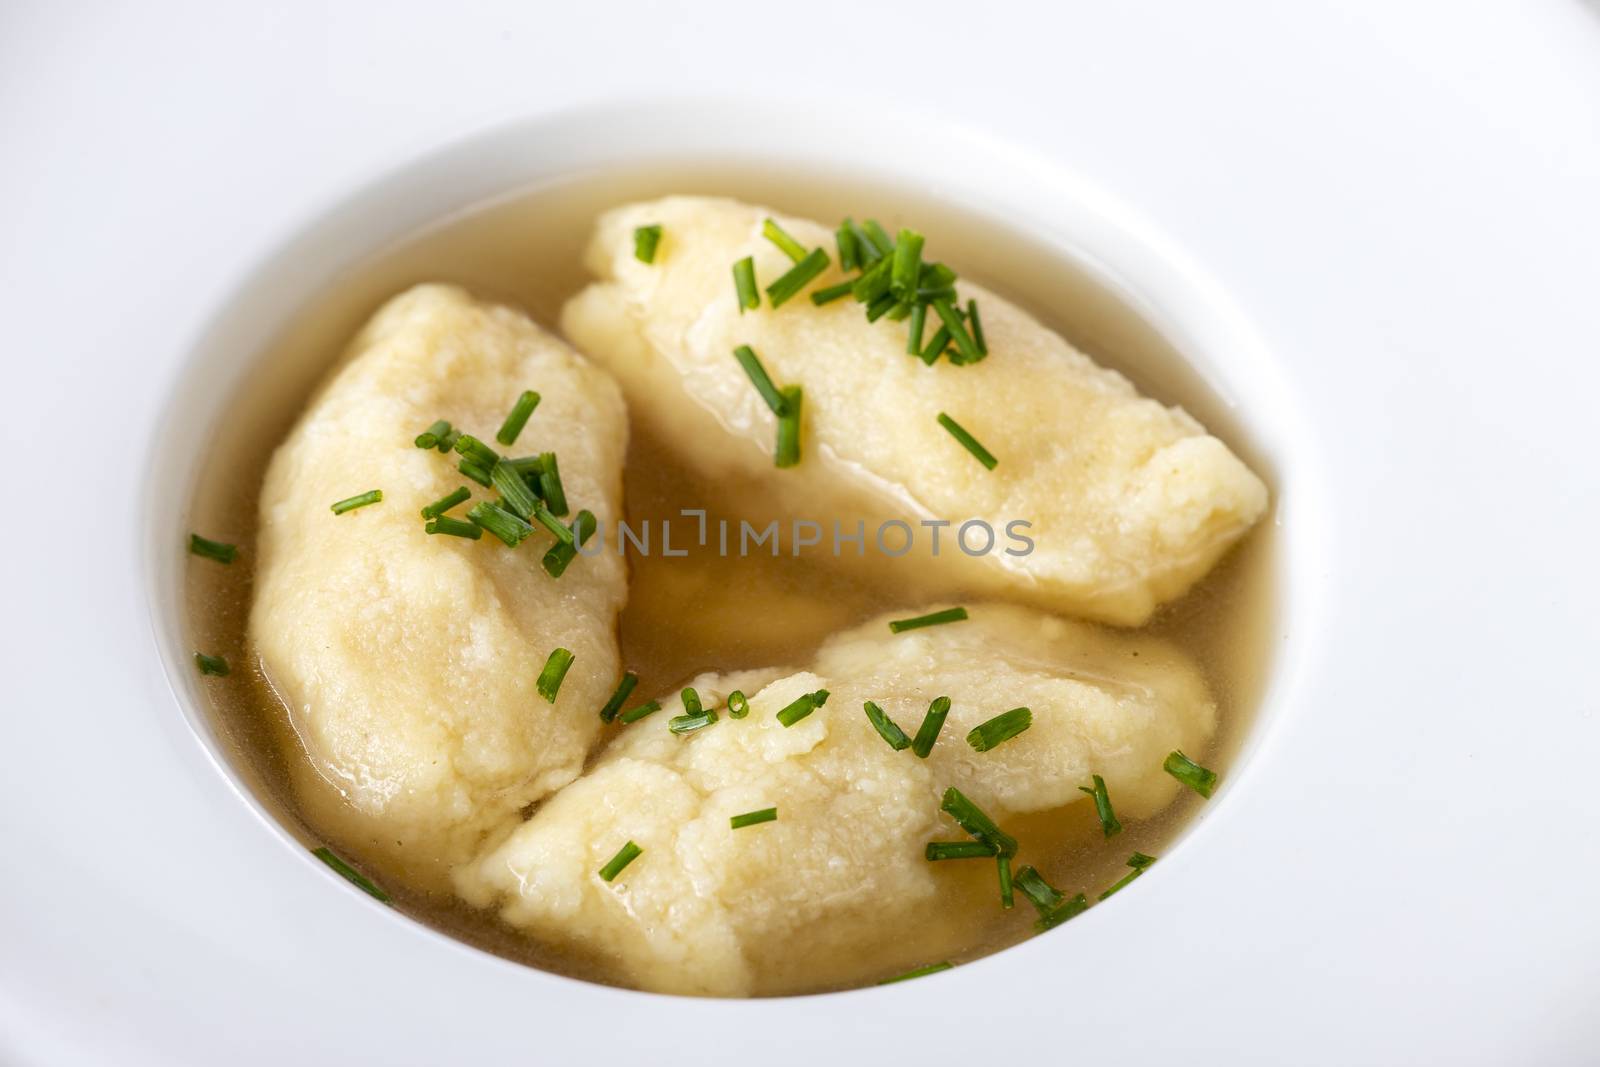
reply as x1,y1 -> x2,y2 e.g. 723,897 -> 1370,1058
183,163 -> 1279,995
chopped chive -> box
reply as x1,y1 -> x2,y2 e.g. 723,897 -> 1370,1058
467,500 -> 533,546
453,433 -> 501,469
680,687 -> 704,716
194,652 -> 230,676
536,648 -> 574,703
1014,865 -> 1064,916
420,486 -> 471,520
940,786 -> 1017,857
863,701 -> 911,750
730,807 -> 778,829
1128,851 -> 1157,870
774,385 -> 802,468
1036,892 -> 1090,931
967,299 -> 988,356
967,707 -> 1032,752
919,323 -> 951,365
910,696 -> 951,758
925,840 -> 997,861
884,300 -> 913,322
920,262 -> 957,291
425,516 -> 482,539
906,302 -> 927,355
1164,750 -> 1218,798
490,459 -> 540,520
862,219 -> 895,257
541,509 -> 596,577
633,223 -> 663,264
727,690 -> 750,718
414,419 -> 451,449
809,281 -> 855,306
530,500 -> 575,545
848,219 -> 884,266
878,961 -> 952,984
835,222 -> 860,271
598,671 -> 639,723
851,254 -> 894,304
762,217 -> 808,263
435,427 -> 460,454
668,707 -> 718,734
733,345 -> 788,416
536,452 -> 567,516
1098,852 -> 1159,901
888,606 -> 969,634
890,229 -> 924,298
776,688 -> 829,727
495,390 -> 541,446
936,412 -> 998,471
330,490 -> 382,515
998,854 -> 1015,909
931,297 -> 982,363
618,699 -> 661,725
312,846 -> 390,903
732,256 -> 760,312
765,248 -> 830,307
865,292 -> 898,322
1078,774 -> 1122,838
598,840 -> 641,882
504,454 -> 545,477
188,534 -> 237,564
458,459 -> 492,487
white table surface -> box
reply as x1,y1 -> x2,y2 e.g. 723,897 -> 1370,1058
3,2 -> 1599,1063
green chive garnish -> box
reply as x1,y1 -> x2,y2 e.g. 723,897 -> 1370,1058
848,219 -> 884,266
906,301 -> 927,355
633,224 -> 663,264
862,219 -> 895,256
936,413 -> 998,471
598,671 -> 639,723
188,534 -> 237,564
733,256 -> 760,312
495,390 -> 541,446
194,652 -> 230,676
730,807 -> 777,829
967,299 -> 987,356
1164,750 -> 1218,798
530,500 -> 575,546
537,452 -> 567,516
865,292 -> 898,322
940,787 -> 1017,857
598,841 -> 641,882
618,699 -> 661,725
415,419 -> 451,449
330,490 -> 383,515
765,248 -> 829,308
877,961 -> 952,984
436,427 -> 460,454
537,647 -> 574,703
809,281 -> 855,306
1078,774 -> 1122,838
888,606 -> 969,633
420,486 -> 471,520
458,459 -> 492,487
776,688 -> 829,728
910,696 -> 951,758
668,707 -> 718,734
733,345 -> 788,416
967,707 -> 1032,752
851,255 -> 893,304
836,222 -> 861,271
931,297 -> 982,363
919,323 -> 951,365
453,433 -> 500,469
925,840 -> 997,861
774,385 -> 803,468
504,454 -> 545,478
1036,892 -> 1090,931
1014,865 -> 1064,916
890,229 -> 924,298
467,501 -> 533,546
490,459 -> 540,520
425,516 -> 482,539
762,217 -> 807,263
1099,852 -> 1157,902
541,509 -> 596,578
863,701 -> 911,750
313,846 -> 390,903
680,688 -> 703,715
998,854 -> 1015,909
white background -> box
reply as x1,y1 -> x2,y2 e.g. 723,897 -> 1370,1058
2,2 -> 1599,1064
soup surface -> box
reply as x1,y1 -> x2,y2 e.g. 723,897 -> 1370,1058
183,163 -> 1278,994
